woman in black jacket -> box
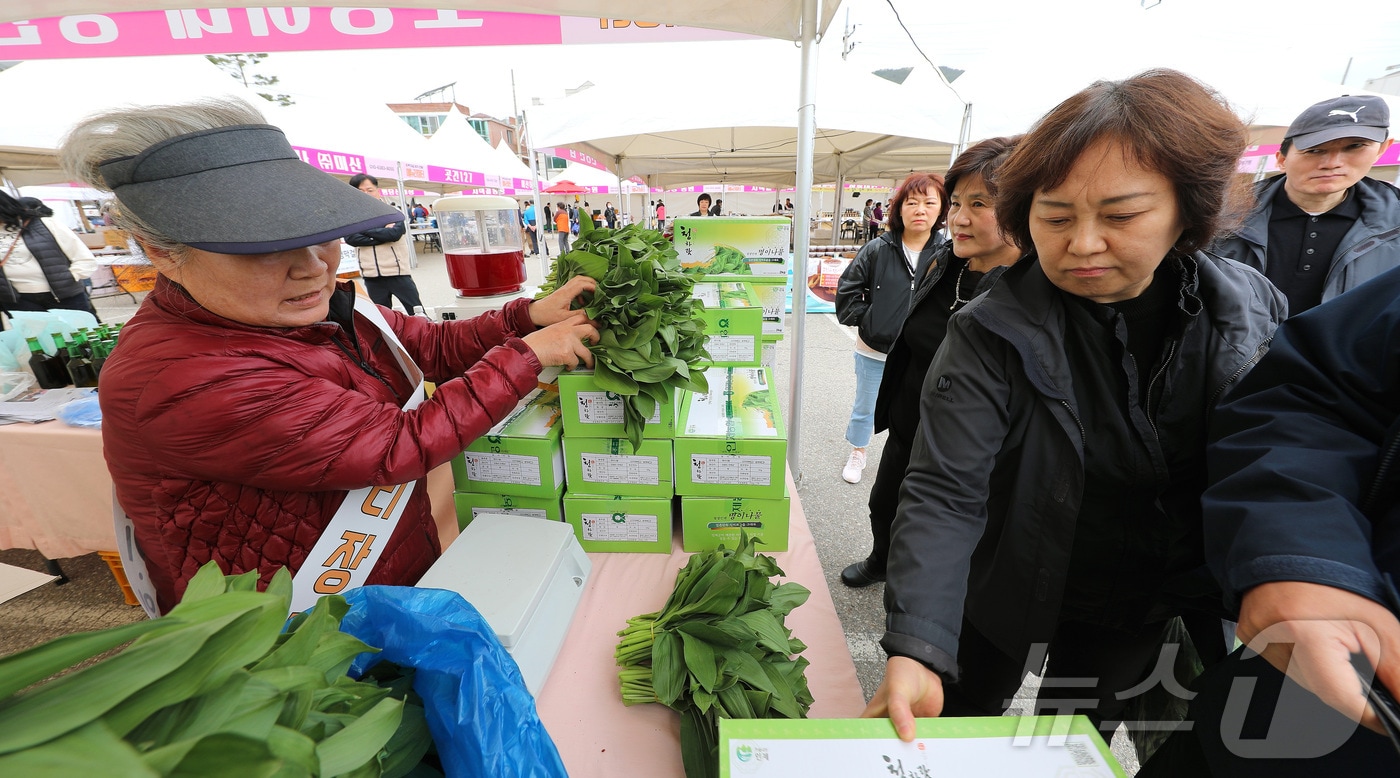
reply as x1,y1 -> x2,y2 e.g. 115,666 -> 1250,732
863,69 -> 1287,746
839,136 -> 1024,588
833,172 -> 947,484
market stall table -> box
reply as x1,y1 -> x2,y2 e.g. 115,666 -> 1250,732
532,469 -> 867,777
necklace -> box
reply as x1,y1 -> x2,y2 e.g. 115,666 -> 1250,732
950,263 -> 973,310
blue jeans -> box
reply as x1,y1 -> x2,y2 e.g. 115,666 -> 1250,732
845,351 -> 885,447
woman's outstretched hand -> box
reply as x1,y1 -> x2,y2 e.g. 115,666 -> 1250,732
529,276 -> 597,327
521,311 -> 599,369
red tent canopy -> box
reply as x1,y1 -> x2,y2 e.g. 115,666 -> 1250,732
542,179 -> 589,194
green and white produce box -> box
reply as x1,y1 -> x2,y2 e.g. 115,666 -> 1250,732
680,490 -> 790,552
452,388 -> 564,498
563,493 -> 674,553
762,334 -> 782,369
742,277 -> 787,335
692,281 -> 763,367
563,437 -> 675,498
454,490 -> 565,529
675,367 -> 787,498
718,716 -> 1127,777
673,216 -> 791,278
557,369 -> 678,439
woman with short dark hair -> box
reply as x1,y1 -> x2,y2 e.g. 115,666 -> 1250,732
864,69 -> 1287,744
834,172 -> 948,485
0,192 -> 98,330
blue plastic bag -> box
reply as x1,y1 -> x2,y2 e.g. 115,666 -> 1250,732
339,586 -> 568,778
57,395 -> 103,428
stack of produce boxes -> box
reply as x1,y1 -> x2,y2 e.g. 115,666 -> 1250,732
671,217 -> 791,369
675,366 -> 791,552
557,371 -> 679,553
451,387 -> 567,527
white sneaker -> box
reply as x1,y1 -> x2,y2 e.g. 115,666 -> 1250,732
842,448 -> 867,484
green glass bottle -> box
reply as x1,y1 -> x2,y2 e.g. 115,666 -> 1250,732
71,330 -> 93,359
90,340 -> 108,378
49,333 -> 70,368
65,343 -> 98,388
25,336 -> 68,389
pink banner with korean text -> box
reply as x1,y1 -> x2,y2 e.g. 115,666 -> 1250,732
1,8 -> 755,59
542,147 -> 609,171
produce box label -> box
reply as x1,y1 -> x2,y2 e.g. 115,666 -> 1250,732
463,452 -> 542,486
474,506 -> 547,521
718,716 -> 1126,778
454,491 -> 564,530
707,335 -> 757,363
481,387 -> 562,438
673,217 -> 791,278
580,511 -> 659,543
682,367 -> 784,439
576,391 -> 662,425
689,454 -> 773,486
581,453 -> 660,486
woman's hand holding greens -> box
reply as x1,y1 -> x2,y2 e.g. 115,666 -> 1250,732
528,275 -> 596,326
521,311 -> 598,369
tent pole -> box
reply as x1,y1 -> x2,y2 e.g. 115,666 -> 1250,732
397,161 -> 418,269
832,153 -> 845,246
524,108 -> 548,278
787,0 -> 821,485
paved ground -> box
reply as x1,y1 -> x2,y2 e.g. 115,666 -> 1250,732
0,242 -> 1140,772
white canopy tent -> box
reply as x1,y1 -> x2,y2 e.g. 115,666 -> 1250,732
0,0 -> 842,478
425,106 -> 534,190
529,58 -> 964,191
493,141 -> 536,185
0,55 -> 435,188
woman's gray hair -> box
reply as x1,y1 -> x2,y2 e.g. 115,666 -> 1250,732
59,98 -> 268,262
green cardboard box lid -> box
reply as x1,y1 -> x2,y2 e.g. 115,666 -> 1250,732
465,388 -> 562,447
680,367 -> 785,440
718,716 -> 1126,777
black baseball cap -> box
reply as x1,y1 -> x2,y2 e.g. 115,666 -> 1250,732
1284,96 -> 1390,151
97,124 -> 402,255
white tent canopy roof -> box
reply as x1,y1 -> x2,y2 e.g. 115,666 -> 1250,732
529,58 -> 964,188
493,141 -> 535,182
0,56 -> 434,187
547,161 -> 623,191
427,107 -> 532,183
0,1 -> 839,41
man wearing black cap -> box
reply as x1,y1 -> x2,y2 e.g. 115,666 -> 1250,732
1215,96 -> 1398,315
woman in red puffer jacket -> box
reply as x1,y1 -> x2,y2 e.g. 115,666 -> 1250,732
63,99 -> 598,614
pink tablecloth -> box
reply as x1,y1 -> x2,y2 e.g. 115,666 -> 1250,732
532,469 -> 866,777
0,421 -> 459,558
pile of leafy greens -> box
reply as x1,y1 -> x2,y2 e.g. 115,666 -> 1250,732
0,563 -> 436,777
538,213 -> 709,448
615,532 -> 812,778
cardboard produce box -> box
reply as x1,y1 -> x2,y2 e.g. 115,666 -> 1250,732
692,281 -> 763,367
674,367 -> 787,498
453,490 -> 565,530
563,494 -> 674,553
748,278 -> 788,335
556,369 -> 678,440
680,491 -> 790,552
563,437 -> 675,498
761,335 -> 782,369
672,216 -> 791,278
452,388 -> 564,498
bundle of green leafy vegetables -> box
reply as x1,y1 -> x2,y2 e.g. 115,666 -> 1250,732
0,563 -> 437,778
537,213 -> 710,449
614,532 -> 812,778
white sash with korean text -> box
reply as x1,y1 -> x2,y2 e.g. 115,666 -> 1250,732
288,296 -> 426,612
